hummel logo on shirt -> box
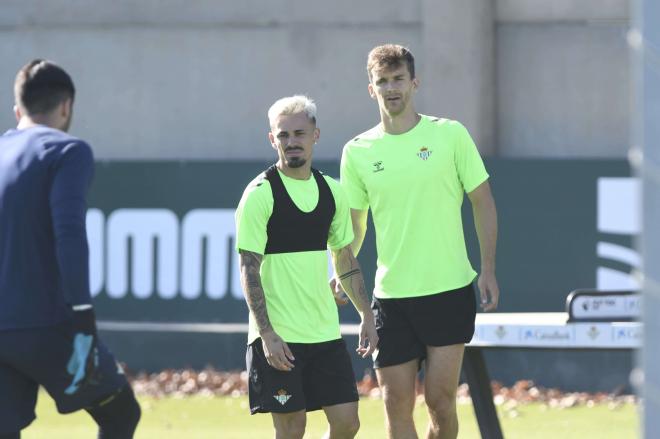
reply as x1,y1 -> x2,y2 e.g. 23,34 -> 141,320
274,389 -> 292,405
417,147 -> 432,161
372,161 -> 384,172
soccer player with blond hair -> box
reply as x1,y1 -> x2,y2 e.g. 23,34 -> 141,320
236,95 -> 378,439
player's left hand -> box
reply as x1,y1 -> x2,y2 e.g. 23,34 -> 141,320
478,270 -> 499,312
357,313 -> 379,358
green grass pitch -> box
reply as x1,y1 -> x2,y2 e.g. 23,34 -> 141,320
23,394 -> 638,438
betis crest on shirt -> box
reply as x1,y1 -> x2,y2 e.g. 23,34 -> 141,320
274,389 -> 292,405
417,147 -> 432,160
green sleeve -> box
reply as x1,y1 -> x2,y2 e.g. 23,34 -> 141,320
326,177 -> 355,251
453,122 -> 489,193
234,181 -> 273,255
340,146 -> 369,210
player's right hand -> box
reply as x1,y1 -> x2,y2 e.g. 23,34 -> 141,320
65,333 -> 99,394
261,330 -> 295,372
65,307 -> 100,395
478,271 -> 500,312
357,313 -> 379,358
329,277 -> 349,306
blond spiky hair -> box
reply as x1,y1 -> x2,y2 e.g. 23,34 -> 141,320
267,95 -> 317,126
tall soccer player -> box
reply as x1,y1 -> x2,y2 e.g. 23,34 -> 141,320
339,45 -> 500,439
0,60 -> 140,438
235,95 -> 378,439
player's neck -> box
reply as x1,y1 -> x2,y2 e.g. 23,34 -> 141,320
16,115 -> 63,132
276,161 -> 312,180
380,108 -> 421,135
16,118 -> 44,130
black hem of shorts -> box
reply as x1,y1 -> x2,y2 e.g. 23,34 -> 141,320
249,394 -> 359,415
306,393 -> 360,412
250,405 -> 270,415
373,353 -> 423,370
373,335 -> 473,369
374,345 -> 471,371
426,334 -> 474,348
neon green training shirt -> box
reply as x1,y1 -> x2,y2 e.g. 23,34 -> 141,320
235,168 -> 354,344
340,115 -> 489,299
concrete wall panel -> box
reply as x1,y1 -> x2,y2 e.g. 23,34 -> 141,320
0,27 -> 419,159
496,0 -> 629,23
497,23 -> 630,157
0,1 -> 421,27
0,0 -> 633,159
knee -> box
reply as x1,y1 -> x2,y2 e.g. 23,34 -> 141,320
381,386 -> 415,415
124,392 -> 141,430
425,390 -> 456,422
275,415 -> 306,439
111,386 -> 141,432
330,415 -> 360,437
88,385 -> 141,438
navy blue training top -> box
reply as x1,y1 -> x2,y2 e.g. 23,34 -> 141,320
0,126 -> 94,330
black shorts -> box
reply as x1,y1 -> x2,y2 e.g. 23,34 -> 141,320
372,283 -> 477,369
0,320 -> 129,434
246,338 -> 359,414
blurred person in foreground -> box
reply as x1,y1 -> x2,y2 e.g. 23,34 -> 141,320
337,44 -> 500,439
235,95 -> 378,439
0,60 -> 140,438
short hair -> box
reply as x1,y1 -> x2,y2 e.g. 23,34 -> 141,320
267,95 -> 317,126
14,59 -> 75,115
366,44 -> 416,81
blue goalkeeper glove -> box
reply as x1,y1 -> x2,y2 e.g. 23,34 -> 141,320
64,307 -> 100,395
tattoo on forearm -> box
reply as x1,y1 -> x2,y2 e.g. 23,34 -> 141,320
333,247 -> 371,312
339,269 -> 361,280
239,250 -> 272,333
348,274 -> 370,312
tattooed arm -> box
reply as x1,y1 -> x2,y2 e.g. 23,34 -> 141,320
239,250 -> 271,333
331,245 -> 379,357
239,250 -> 294,371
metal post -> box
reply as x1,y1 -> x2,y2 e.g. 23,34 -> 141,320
633,0 -> 660,436
463,347 -> 505,439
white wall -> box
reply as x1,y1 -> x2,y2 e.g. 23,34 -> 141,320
0,0 -> 631,159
